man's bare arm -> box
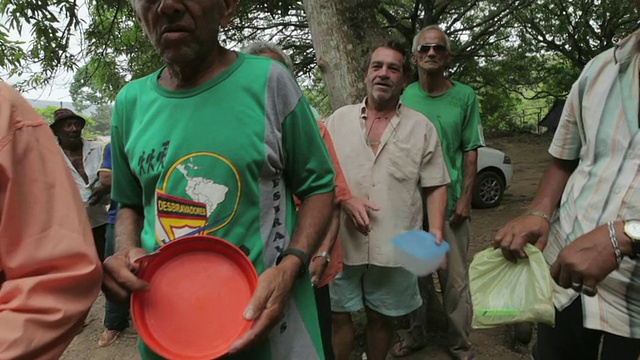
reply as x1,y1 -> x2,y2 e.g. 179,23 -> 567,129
229,190 -> 334,354
425,185 -> 448,243
88,170 -> 113,205
526,157 -> 578,216
102,205 -> 148,307
494,157 -> 578,261
310,204 -> 340,286
99,171 -> 112,188
283,191 -> 335,271
450,149 -> 477,225
460,149 -> 477,205
315,205 -> 340,255
114,206 -> 144,252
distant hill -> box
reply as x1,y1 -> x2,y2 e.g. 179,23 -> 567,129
26,99 -> 95,117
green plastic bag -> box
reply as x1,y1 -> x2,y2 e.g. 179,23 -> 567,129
469,244 -> 555,329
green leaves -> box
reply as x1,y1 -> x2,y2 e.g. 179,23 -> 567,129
1,0 -> 82,88
33,105 -> 59,125
70,0 -> 159,102
2,0 -> 638,133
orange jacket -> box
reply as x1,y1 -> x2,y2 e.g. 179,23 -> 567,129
0,83 -> 102,359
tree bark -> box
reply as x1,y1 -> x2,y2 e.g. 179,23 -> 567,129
302,0 -> 388,110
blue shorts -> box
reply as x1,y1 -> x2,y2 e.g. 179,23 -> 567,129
329,264 -> 422,317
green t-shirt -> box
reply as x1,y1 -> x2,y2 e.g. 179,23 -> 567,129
401,81 -> 485,216
111,52 -> 334,360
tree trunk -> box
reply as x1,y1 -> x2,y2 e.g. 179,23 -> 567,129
302,0 -> 388,110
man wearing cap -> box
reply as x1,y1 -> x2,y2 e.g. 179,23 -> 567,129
51,108 -> 108,261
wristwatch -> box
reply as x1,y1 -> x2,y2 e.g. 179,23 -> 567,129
275,248 -> 309,277
623,220 -> 640,259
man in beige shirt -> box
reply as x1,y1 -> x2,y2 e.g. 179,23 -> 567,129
326,40 -> 449,360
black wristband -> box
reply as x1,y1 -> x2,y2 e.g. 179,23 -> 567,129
275,248 -> 309,277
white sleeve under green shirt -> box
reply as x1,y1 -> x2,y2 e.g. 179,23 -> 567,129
110,52 -> 334,360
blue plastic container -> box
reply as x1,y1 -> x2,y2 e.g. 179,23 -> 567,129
391,230 -> 450,276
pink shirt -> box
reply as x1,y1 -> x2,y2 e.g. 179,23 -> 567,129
316,121 -> 350,287
294,121 -> 352,287
0,83 -> 102,359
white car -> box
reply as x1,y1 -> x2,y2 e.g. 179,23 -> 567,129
472,147 -> 513,208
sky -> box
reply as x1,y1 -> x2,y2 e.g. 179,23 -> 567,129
4,2 -> 264,102
3,3 -> 90,102
8,72 -> 77,102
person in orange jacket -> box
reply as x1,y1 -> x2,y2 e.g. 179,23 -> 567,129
0,82 -> 103,359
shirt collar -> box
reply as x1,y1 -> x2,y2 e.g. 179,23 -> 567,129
613,28 -> 640,66
358,97 -> 403,119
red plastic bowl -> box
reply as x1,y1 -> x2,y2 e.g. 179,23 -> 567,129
130,235 -> 258,360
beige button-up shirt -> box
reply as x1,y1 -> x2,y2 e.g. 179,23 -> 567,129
326,100 -> 450,267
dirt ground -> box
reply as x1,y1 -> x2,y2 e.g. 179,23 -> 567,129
60,133 -> 552,360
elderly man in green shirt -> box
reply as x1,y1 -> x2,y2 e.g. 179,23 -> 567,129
393,25 -> 484,360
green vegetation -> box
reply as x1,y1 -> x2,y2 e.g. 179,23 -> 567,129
33,105 -> 107,138
2,0 -> 637,134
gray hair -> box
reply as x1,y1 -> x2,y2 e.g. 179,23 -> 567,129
412,25 -> 450,53
243,41 -> 294,71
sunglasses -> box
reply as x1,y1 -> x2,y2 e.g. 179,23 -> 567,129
416,43 -> 447,54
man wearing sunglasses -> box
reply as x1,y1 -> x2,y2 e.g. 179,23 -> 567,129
392,25 -> 484,360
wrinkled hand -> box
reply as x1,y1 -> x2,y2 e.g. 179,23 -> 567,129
102,247 -> 149,308
430,229 -> 447,270
431,229 -> 444,245
342,198 -> 380,235
88,185 -> 109,206
493,213 -> 550,262
309,257 -> 328,287
550,224 -> 618,297
449,198 -> 470,226
228,260 -> 298,354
